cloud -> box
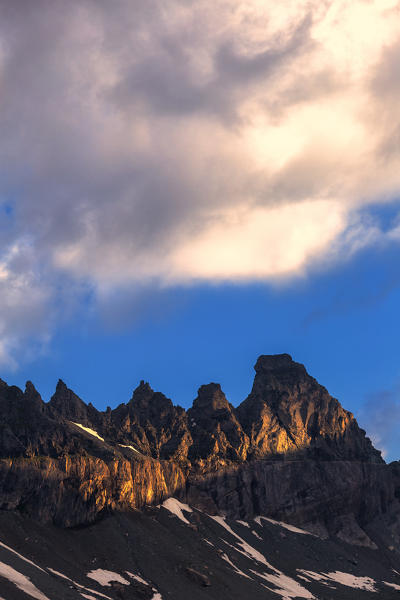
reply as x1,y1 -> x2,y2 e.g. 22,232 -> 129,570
358,386 -> 400,462
1,0 -> 400,364
0,241 -> 54,369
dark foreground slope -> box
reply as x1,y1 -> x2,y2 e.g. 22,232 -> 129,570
0,502 -> 400,600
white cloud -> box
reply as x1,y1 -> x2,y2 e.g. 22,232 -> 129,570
169,200 -> 347,282
0,242 -> 54,368
1,0 -> 400,363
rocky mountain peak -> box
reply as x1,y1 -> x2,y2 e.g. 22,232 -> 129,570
255,353 -> 294,369
237,354 -> 381,462
188,384 -> 249,463
48,380 -> 88,423
23,381 -> 45,414
129,380 -> 155,409
25,380 -> 35,391
253,354 -> 308,391
192,383 -> 230,412
56,378 -> 68,392
25,380 -> 40,396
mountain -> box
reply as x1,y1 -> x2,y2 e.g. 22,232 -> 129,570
0,354 -> 399,599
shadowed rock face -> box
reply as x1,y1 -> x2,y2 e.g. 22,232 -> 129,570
187,383 -> 249,466
0,353 -> 398,548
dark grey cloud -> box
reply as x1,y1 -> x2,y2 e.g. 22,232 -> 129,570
112,13 -> 313,121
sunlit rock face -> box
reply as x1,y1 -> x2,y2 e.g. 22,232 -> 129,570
0,454 -> 185,527
237,354 -> 381,461
126,381 -> 193,462
0,354 -> 395,542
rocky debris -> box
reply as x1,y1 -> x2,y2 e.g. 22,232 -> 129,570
185,566 -> 211,586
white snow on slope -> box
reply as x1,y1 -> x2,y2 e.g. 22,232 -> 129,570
254,516 -> 312,536
211,516 -> 271,567
119,444 -> 140,453
87,569 -> 130,587
251,569 -> 315,600
0,540 -> 46,573
384,581 -> 400,591
80,595 -> 99,600
221,553 -> 251,579
211,516 -> 314,600
47,567 -> 112,599
298,569 -> 376,592
0,561 -> 50,600
71,422 -> 104,442
161,498 -> 193,525
151,594 -> 163,600
236,520 -> 250,528
126,571 -> 149,585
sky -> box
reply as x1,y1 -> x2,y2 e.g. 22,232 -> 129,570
1,0 -> 400,460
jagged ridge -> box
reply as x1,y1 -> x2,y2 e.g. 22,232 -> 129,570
0,354 -> 397,549
0,354 -> 381,465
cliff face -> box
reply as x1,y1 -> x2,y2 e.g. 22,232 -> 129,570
237,354 -> 380,461
0,354 -> 397,546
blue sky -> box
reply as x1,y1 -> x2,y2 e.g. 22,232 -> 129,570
1,1 -> 400,460
3,235 -> 400,460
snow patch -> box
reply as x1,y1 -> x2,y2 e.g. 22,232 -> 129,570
384,581 -> 400,591
211,516 -> 271,567
298,570 -> 376,592
126,571 -> 149,586
221,553 -> 251,579
0,561 -> 50,600
255,516 -> 312,536
47,567 -> 70,581
119,444 -> 140,453
251,530 -> 262,540
161,498 -> 193,525
47,567 -> 112,599
80,595 -> 99,600
236,520 -> 250,528
151,594 -> 163,600
252,569 -> 315,599
211,516 -> 314,599
0,540 -> 46,572
71,422 -> 104,442
86,569 -> 130,587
